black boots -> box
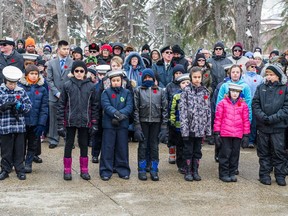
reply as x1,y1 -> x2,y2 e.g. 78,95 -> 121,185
184,160 -> 193,181
0,170 -> 9,180
25,152 -> 34,173
192,159 -> 201,181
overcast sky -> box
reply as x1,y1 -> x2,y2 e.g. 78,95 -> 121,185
262,0 -> 283,19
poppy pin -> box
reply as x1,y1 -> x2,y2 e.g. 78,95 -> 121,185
204,95 -> 209,100
64,65 -> 68,69
16,95 -> 21,100
139,72 -> 142,76
254,79 -> 257,82
11,59 -> 15,63
279,90 -> 283,95
112,94 -> 116,99
153,89 -> 157,94
35,90 -> 39,95
205,74 -> 209,78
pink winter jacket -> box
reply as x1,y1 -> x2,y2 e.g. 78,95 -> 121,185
214,97 -> 250,138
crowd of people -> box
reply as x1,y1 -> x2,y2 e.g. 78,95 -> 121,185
0,36 -> 288,186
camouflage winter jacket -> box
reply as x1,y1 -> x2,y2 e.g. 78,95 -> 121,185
179,84 -> 211,138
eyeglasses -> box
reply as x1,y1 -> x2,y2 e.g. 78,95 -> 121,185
165,51 -> 173,54
90,50 -> 97,53
197,59 -> 205,62
74,69 -> 85,73
215,48 -> 223,51
233,49 -> 242,52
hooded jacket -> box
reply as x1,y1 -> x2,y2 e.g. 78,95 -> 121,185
123,52 -> 146,87
18,75 -> 48,126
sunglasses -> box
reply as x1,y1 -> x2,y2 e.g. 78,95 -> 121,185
197,59 -> 205,62
90,50 -> 97,53
74,69 -> 85,73
0,44 -> 8,46
215,48 -> 223,51
165,51 -> 173,54
233,49 -> 242,52
250,65 -> 256,68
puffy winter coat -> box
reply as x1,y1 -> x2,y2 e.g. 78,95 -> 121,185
227,56 -> 249,72
0,83 -> 32,134
252,75 -> 288,134
101,87 -> 133,129
18,75 -> 48,126
134,85 -> 167,124
0,50 -> 24,84
216,78 -> 252,122
179,84 -> 211,138
152,59 -> 175,87
214,97 -> 250,138
57,77 -> 99,128
242,71 -> 263,98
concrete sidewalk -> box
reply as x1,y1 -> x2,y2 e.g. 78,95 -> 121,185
0,140 -> 288,216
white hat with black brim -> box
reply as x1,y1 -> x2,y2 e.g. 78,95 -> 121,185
3,66 -> 23,82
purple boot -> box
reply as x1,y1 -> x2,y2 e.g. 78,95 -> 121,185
63,158 -> 72,180
80,157 -> 91,180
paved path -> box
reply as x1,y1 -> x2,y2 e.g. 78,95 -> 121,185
1,140 -> 288,215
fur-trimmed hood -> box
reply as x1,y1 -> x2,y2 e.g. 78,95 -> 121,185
19,73 -> 45,86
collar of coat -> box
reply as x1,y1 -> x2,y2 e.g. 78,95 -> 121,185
140,85 -> 159,89
19,74 -> 45,86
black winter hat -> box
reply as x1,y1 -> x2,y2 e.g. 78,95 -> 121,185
73,47 -> 83,55
142,44 -> 151,53
37,59 -> 46,67
17,48 -> 26,54
195,53 -> 206,62
173,64 -> 185,75
214,41 -> 225,50
172,45 -> 184,55
71,60 -> 88,74
270,49 -> 279,57
160,45 -> 172,54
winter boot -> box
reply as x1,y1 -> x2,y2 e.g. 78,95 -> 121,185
24,152 -> 34,173
63,157 -> 72,181
80,157 -> 91,180
276,177 -> 286,186
184,159 -> 193,181
214,146 -> 219,162
192,159 -> 201,181
150,161 -> 159,181
168,146 -> 176,164
138,160 -> 147,181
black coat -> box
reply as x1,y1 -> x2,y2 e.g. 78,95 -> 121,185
253,79 -> 288,133
57,77 -> 99,128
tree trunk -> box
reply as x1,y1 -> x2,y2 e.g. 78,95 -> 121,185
55,0 -> 69,41
214,0 -> 222,39
0,0 -> 3,38
233,0 -> 248,48
19,0 -> 26,39
249,0 -> 263,51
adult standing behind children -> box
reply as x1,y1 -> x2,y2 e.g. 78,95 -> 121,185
46,40 -> 73,149
253,64 -> 288,186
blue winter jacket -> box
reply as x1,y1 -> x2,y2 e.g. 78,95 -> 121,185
101,87 -> 133,129
152,59 -> 175,87
242,71 -> 264,98
216,78 -> 252,122
123,52 -> 146,87
18,75 -> 48,126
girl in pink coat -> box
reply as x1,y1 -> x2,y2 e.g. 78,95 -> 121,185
214,83 -> 250,183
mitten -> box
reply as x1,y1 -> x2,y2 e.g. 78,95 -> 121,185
134,128 -> 145,142
57,127 -> 66,137
111,118 -> 120,127
114,111 -> 128,121
34,125 -> 46,137
158,127 -> 168,144
214,132 -> 222,148
241,134 -> 249,149
0,101 -> 16,112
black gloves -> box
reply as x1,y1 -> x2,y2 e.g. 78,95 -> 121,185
241,134 -> 249,149
89,125 -> 98,136
214,132 -> 222,148
158,127 -> 168,144
34,125 -> 46,137
134,127 -> 145,142
114,111 -> 128,121
112,118 -> 120,127
0,101 -> 16,112
57,127 -> 66,137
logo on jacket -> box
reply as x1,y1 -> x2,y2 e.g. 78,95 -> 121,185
120,97 -> 125,102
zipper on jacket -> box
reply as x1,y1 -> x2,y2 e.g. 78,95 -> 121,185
149,87 -> 152,122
